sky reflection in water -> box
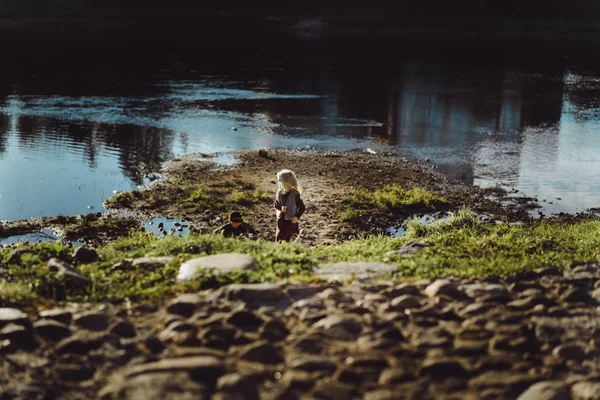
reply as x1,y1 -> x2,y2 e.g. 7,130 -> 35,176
0,47 -> 599,221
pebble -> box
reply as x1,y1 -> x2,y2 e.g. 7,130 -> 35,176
39,309 -> 73,325
73,311 -> 110,331
47,258 -> 92,288
33,319 -> 72,341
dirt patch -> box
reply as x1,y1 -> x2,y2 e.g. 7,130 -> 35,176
102,149 -> 539,246
0,213 -> 142,247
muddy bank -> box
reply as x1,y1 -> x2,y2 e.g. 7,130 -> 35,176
4,149 -> 597,247
103,149 -> 538,246
0,213 -> 142,247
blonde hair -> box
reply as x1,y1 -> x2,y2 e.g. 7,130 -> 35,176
276,169 -> 302,193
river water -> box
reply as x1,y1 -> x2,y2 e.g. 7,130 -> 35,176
0,37 -> 599,221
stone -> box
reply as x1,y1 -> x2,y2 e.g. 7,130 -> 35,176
560,286 -> 591,303
378,367 -> 415,384
39,309 -> 72,325
55,334 -> 103,354
125,356 -> 226,383
216,373 -> 260,396
289,356 -> 337,372
454,339 -> 489,356
258,149 -> 268,158
285,285 -> 322,299
73,311 -> 110,331
364,388 -> 409,400
311,381 -> 355,399
552,342 -> 587,361
456,327 -> 494,341
176,254 -> 257,281
380,283 -> 421,298
311,314 -> 363,340
159,321 -> 198,345
100,371 -> 208,400
166,293 -> 204,317
109,320 -> 136,338
424,280 -> 467,299
278,370 -> 314,392
385,241 -> 431,257
535,267 -> 563,277
460,283 -> 509,298
47,258 -> 92,288
516,381 -> 569,400
0,323 -> 32,343
419,358 -> 468,379
571,381 -> 600,400
33,319 -> 71,341
131,256 -> 174,268
469,371 -> 538,394
226,310 -> 264,330
290,336 -> 324,354
313,262 -> 397,281
489,335 -> 538,354
224,283 -> 284,301
72,246 -> 99,263
0,308 -> 29,328
56,365 -> 95,382
389,295 -> 422,310
508,296 -> 554,310
238,341 -> 284,364
292,297 -> 325,311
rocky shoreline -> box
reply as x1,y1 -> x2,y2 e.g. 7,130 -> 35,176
2,256 -> 600,399
1,149 -> 599,399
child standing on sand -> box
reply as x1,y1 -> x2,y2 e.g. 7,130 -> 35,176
274,169 -> 305,243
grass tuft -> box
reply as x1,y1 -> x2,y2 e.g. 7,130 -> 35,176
343,184 -> 447,211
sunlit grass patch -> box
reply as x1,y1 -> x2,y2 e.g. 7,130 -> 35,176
343,184 -> 447,211
392,208 -> 600,278
231,188 -> 271,205
0,281 -> 38,307
106,177 -> 270,216
2,209 -> 599,307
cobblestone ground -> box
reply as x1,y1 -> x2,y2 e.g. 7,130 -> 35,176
1,262 -> 600,399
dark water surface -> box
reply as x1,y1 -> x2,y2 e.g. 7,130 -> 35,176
0,37 -> 599,221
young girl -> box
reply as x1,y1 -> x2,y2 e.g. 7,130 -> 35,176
274,169 -> 305,242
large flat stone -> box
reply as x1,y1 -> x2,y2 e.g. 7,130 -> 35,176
47,258 -> 92,289
0,308 -> 30,328
224,283 -> 283,301
125,356 -> 226,380
313,262 -> 397,281
517,381 -> 569,400
176,253 -> 257,281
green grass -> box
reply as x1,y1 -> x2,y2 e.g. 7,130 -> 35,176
2,208 -> 599,307
343,184 -> 447,211
339,207 -> 359,222
231,188 -> 271,205
106,181 -> 270,214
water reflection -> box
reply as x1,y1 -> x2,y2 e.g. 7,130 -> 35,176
0,43 -> 599,221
